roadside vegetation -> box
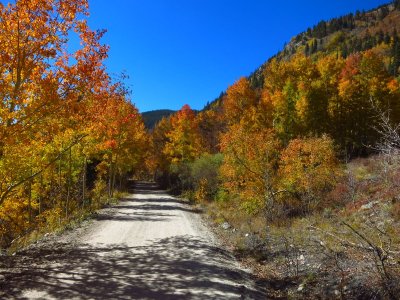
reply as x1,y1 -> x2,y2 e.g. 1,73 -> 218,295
146,2 -> 400,298
0,0 -> 148,251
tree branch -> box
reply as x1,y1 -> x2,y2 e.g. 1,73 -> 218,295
0,134 -> 88,206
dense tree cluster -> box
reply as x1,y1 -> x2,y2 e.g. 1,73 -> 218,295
150,44 -> 400,221
0,0 -> 147,248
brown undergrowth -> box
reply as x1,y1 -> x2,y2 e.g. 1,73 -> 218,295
202,155 -> 400,299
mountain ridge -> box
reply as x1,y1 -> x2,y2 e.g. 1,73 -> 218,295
208,1 -> 400,108
141,109 -> 176,129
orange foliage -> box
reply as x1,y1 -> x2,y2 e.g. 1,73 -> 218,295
223,77 -> 257,126
163,104 -> 203,164
220,123 -> 281,211
0,0 -> 147,247
278,135 -> 341,212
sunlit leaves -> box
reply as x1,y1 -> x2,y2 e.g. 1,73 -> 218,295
220,123 -> 281,211
0,0 -> 147,247
163,104 -> 203,164
278,135 -> 341,212
223,77 -> 257,126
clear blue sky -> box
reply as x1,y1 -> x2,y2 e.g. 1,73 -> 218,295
86,0 -> 390,112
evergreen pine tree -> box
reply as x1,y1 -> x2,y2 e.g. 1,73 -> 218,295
394,0 -> 400,10
390,32 -> 400,76
312,39 -> 318,53
385,32 -> 391,44
341,44 -> 348,58
377,30 -> 384,44
305,43 -> 310,56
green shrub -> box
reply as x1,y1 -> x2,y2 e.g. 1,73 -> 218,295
215,189 -> 229,203
190,153 -> 223,201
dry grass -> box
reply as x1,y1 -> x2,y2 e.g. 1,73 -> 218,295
204,154 -> 400,299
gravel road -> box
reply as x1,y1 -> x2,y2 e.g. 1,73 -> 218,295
0,181 -> 265,299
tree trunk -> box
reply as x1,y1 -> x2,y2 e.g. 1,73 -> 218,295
65,147 -> 72,218
108,155 -> 113,199
82,157 -> 87,207
28,169 -> 32,224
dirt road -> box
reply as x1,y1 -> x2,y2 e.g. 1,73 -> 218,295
0,182 -> 265,299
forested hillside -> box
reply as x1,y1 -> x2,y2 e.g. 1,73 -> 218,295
248,0 -> 400,90
142,109 -> 175,129
205,2 -> 400,122
147,1 -> 400,298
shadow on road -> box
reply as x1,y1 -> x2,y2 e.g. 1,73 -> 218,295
1,236 -> 265,299
114,203 -> 201,214
0,181 -> 266,299
93,210 -> 176,222
128,181 -> 164,195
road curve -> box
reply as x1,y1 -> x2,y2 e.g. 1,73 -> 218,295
1,181 -> 265,299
